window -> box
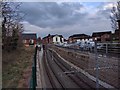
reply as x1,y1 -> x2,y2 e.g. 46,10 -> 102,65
56,37 -> 58,42
29,39 -> 34,45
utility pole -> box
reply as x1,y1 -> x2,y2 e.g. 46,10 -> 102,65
94,38 -> 99,90
117,20 -> 120,43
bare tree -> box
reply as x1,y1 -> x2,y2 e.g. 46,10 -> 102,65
110,1 -> 120,42
1,2 -> 24,51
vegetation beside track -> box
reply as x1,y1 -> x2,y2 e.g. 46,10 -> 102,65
2,46 -> 34,88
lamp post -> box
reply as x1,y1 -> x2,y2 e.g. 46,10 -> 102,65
94,38 -> 99,90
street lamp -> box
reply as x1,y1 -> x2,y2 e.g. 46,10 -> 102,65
94,38 -> 99,90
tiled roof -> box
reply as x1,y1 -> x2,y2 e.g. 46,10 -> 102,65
42,34 -> 63,39
69,34 -> 90,39
21,33 -> 37,39
92,31 -> 111,37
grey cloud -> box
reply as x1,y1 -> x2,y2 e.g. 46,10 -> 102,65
21,2 -> 113,38
20,2 -> 86,28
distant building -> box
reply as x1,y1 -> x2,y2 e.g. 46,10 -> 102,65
53,34 -> 64,44
37,37 -> 42,44
21,33 -> 37,47
42,34 -> 53,44
92,31 -> 111,42
68,34 -> 91,43
111,29 -> 119,42
42,34 -> 64,44
64,39 -> 68,44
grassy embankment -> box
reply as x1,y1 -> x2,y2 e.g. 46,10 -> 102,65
2,46 -> 35,88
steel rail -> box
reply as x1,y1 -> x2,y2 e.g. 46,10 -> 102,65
48,49 -> 95,89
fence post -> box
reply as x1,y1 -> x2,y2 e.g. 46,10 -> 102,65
106,43 -> 108,54
34,46 -> 38,86
94,38 -> 99,90
30,46 -> 38,90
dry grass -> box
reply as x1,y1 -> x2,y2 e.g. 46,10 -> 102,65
2,46 -> 35,88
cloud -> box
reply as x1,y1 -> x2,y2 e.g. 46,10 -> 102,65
103,3 -> 115,10
21,21 -> 50,37
20,2 -> 114,38
20,2 -> 87,28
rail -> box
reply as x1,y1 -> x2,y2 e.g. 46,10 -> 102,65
29,46 -> 38,90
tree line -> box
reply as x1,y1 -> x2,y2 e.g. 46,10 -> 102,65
1,2 -> 24,52
110,1 -> 120,42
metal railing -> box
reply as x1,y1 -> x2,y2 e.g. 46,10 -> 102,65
30,46 -> 38,90
56,43 -> 120,58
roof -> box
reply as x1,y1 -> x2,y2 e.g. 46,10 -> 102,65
69,34 -> 90,39
52,34 -> 63,38
42,34 -> 63,39
21,33 -> 37,40
92,31 -> 111,37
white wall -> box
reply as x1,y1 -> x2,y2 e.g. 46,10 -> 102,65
62,38 -> 64,43
53,35 -> 64,44
53,36 -> 61,43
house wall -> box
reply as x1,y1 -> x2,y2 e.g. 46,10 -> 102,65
92,34 -> 111,43
49,37 -> 53,44
101,34 -> 111,42
69,37 -> 92,43
92,37 -> 101,42
42,35 -> 64,44
53,36 -> 61,43
68,37 -> 73,43
23,39 -> 36,47
62,38 -> 64,43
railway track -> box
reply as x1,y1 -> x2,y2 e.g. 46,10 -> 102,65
44,45 -> 119,89
43,50 -> 65,89
43,48 -> 102,89
48,49 -> 96,89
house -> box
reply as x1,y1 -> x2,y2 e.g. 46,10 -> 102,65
21,33 -> 37,47
42,34 -> 64,44
68,34 -> 91,43
42,34 -> 52,44
53,34 -> 64,44
92,31 -> 111,42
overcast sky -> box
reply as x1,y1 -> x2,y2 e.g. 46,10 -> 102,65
20,2 -> 115,39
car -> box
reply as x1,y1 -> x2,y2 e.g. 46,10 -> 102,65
97,44 -> 103,49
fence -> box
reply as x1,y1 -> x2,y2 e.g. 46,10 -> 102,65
56,43 -> 120,58
30,46 -> 38,90
96,43 -> 120,57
